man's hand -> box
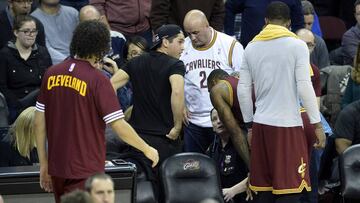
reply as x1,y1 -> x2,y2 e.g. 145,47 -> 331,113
144,146 -> 159,167
313,123 -> 326,149
245,174 -> 257,201
39,164 -> 52,192
223,187 -> 238,202
166,127 -> 181,140
102,57 -> 119,75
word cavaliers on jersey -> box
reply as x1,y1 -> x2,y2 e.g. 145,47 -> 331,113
180,29 -> 244,127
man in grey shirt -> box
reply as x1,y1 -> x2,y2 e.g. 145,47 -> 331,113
32,0 -> 78,65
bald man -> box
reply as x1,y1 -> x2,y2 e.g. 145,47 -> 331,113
79,5 -> 126,65
180,9 -> 245,155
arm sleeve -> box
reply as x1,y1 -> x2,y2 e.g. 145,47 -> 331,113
169,60 -> 186,76
232,41 -> 244,72
36,71 -> 49,112
334,106 -> 356,141
296,42 -> 320,124
150,0 -> 170,31
94,76 -> 124,124
237,53 -> 253,123
290,0 -> 305,32
209,0 -> 225,31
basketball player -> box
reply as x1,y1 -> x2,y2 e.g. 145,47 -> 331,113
34,21 -> 158,203
181,9 -> 244,156
207,69 -> 249,167
237,2 -> 325,202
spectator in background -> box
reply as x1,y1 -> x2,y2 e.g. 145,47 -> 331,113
301,0 -> 322,37
181,10 -> 244,154
90,0 -> 152,45
85,173 -> 114,203
301,0 -> 330,69
0,107 -> 38,167
342,58 -> 360,108
334,100 -> 360,155
60,0 -> 88,11
118,36 -> 149,113
207,109 -> 248,203
31,0 -> 78,64
0,0 -> 45,49
224,0 -> 304,47
342,0 -> 360,65
61,190 -> 93,203
150,0 -> 225,32
79,5 -> 126,65
124,36 -> 149,63
0,15 -> 51,123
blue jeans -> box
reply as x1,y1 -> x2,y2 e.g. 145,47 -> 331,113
301,148 -> 324,203
183,122 -> 214,153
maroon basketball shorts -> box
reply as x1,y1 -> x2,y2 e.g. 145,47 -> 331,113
51,176 -> 87,203
249,122 -> 311,194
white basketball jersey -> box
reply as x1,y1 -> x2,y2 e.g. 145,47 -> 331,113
180,29 -> 244,127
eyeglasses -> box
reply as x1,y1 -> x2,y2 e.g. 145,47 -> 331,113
306,42 -> 316,49
13,0 -> 33,4
18,29 -> 38,36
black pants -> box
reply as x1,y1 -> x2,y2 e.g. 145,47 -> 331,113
138,133 -> 182,203
253,191 -> 304,203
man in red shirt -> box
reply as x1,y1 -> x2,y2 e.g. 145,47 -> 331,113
34,21 -> 158,203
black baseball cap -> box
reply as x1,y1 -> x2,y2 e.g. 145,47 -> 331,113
151,24 -> 183,50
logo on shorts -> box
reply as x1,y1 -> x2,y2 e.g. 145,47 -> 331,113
183,159 -> 200,171
298,157 -> 306,179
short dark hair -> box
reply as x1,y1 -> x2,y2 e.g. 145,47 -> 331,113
13,15 -> 36,31
207,69 -> 229,85
70,21 -> 110,61
124,35 -> 149,58
61,190 -> 93,203
301,1 -> 315,15
265,1 -> 291,22
85,173 -> 113,192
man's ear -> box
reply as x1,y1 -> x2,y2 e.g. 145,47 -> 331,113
162,38 -> 169,48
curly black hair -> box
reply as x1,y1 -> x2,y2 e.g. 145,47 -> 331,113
70,20 -> 110,61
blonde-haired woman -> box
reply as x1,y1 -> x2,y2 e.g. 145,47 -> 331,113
0,106 -> 38,166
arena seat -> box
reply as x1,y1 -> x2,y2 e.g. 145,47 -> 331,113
161,152 -> 224,203
339,144 -> 360,202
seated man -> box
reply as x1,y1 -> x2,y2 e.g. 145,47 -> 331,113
301,0 -> 330,69
341,0 -> 360,65
334,100 -> 360,155
207,108 -> 248,203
